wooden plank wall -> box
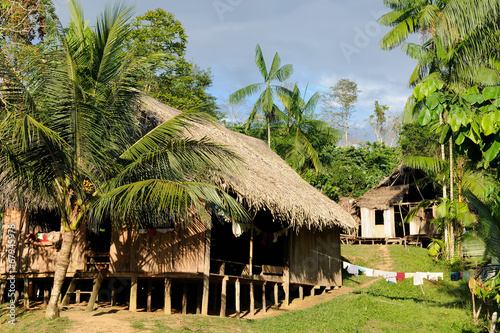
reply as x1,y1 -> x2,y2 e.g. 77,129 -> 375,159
110,221 -> 207,274
0,208 -> 86,275
289,226 -> 341,286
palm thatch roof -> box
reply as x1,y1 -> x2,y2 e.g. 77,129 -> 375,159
140,94 -> 356,231
356,165 -> 415,210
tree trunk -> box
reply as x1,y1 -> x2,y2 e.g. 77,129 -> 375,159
45,230 -> 75,319
449,138 -> 455,259
267,122 -> 271,147
345,118 -> 349,147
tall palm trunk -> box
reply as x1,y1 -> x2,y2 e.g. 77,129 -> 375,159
45,230 -> 75,319
267,122 -> 271,147
449,138 -> 455,258
439,113 -> 450,258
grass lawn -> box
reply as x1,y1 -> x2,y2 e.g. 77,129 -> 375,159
0,304 -> 70,333
1,245 -> 491,332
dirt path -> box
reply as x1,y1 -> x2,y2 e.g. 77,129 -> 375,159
378,245 -> 394,271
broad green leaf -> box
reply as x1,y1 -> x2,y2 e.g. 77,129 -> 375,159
455,132 -> 465,145
426,92 -> 440,109
484,138 -> 500,162
468,120 -> 481,144
418,107 -> 433,126
464,85 -> 480,96
463,94 -> 485,105
482,113 -> 496,136
414,78 -> 443,101
483,86 -> 500,100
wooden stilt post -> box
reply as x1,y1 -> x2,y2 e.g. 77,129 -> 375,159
220,276 -> 228,317
182,283 -> 188,315
201,229 -> 211,316
86,271 -> 104,312
235,279 -> 241,319
75,290 -> 81,305
299,285 -> 304,300
164,278 -> 171,315
250,282 -> 255,316
43,282 -> 49,307
110,281 -> 116,306
196,283 -> 203,314
129,277 -> 137,312
23,278 -> 29,309
0,280 -> 5,304
262,282 -> 266,313
147,279 -> 152,312
274,283 -> 279,306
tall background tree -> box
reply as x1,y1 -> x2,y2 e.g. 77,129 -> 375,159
127,8 -> 221,118
229,44 -> 293,147
321,78 -> 360,147
366,101 -> 401,147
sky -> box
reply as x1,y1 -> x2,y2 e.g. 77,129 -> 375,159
53,0 -> 419,142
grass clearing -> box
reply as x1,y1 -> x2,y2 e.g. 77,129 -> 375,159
0,303 -> 70,333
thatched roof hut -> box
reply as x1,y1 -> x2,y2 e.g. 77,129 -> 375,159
140,94 -> 356,232
356,165 -> 418,210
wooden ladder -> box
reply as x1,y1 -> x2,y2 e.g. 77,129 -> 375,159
61,270 -> 104,312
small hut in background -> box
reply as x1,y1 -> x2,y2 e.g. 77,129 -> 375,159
354,165 -> 439,245
0,94 -> 356,317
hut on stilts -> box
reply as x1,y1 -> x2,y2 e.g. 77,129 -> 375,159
0,94 -> 356,317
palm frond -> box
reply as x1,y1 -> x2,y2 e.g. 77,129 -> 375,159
254,44 -> 268,81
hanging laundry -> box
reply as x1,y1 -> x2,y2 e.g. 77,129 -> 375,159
386,277 -> 397,284
358,266 -> 367,273
413,272 -> 425,286
427,272 -> 443,281
450,272 -> 461,281
383,272 -> 397,283
405,273 -> 415,279
396,272 -> 405,282
343,261 -> 349,270
232,222 -> 243,237
364,268 -> 374,277
347,264 -> 359,276
147,229 -> 157,235
36,233 -> 50,242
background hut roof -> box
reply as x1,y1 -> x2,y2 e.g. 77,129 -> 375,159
141,94 -> 357,231
356,185 -> 409,210
356,165 -> 418,210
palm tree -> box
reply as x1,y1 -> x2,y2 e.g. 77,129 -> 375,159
229,44 -> 293,147
277,84 -> 334,172
0,0 -> 246,319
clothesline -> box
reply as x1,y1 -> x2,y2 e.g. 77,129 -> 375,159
342,260 -> 443,285
311,250 -> 443,286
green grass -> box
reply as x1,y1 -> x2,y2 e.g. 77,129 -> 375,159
0,303 -> 70,333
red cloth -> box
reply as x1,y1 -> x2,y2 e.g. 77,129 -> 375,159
147,229 -> 157,235
396,272 -> 405,282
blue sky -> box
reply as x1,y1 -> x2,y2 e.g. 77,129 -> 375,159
53,0 -> 418,142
